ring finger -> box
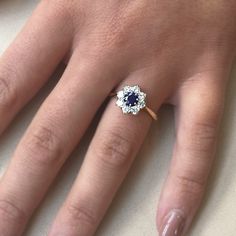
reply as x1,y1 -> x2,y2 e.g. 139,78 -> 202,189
49,68 -> 173,236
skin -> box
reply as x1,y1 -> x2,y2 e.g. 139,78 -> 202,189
0,0 -> 236,235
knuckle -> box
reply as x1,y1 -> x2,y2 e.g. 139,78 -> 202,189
0,76 -> 17,110
101,22 -> 128,50
95,129 -> 133,169
178,120 -> 218,154
41,0 -> 77,25
0,199 -> 26,225
191,121 -> 217,152
67,203 -> 96,226
23,125 -> 62,166
175,174 -> 206,196
85,15 -> 135,55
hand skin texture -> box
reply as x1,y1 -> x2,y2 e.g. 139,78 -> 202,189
0,0 -> 236,235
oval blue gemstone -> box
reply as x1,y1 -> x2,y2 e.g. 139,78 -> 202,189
125,92 -> 139,107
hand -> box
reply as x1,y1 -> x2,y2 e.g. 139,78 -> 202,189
0,0 -> 235,235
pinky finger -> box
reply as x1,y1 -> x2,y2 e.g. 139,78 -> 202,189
157,74 -> 227,236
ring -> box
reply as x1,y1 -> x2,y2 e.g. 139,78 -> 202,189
110,85 -> 158,121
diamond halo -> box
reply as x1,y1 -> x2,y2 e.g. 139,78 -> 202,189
116,85 -> 146,115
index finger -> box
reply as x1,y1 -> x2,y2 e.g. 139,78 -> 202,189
0,0 -> 72,133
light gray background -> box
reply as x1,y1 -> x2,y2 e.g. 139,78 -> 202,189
0,1 -> 236,235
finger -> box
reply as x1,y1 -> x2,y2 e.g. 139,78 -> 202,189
49,71 -> 170,236
157,74 -> 226,236
0,0 -> 72,133
0,50 -> 118,235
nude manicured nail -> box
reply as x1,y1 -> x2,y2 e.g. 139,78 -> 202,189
161,210 -> 185,236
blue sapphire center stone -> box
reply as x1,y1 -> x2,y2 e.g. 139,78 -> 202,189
125,92 -> 139,107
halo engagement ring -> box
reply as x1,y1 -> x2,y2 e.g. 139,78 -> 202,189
110,85 -> 158,121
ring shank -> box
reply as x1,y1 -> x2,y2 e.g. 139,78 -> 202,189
145,107 -> 158,121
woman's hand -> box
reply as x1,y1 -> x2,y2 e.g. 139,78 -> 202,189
0,0 -> 236,235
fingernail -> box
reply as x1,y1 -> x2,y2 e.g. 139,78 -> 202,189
161,210 -> 185,236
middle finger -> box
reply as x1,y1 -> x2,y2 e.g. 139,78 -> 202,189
0,52 -> 118,235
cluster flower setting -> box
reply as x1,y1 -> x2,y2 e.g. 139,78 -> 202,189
116,85 -> 146,115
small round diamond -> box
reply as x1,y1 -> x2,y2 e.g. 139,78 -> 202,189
116,85 -> 146,115
117,91 -> 124,98
116,100 -> 123,106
